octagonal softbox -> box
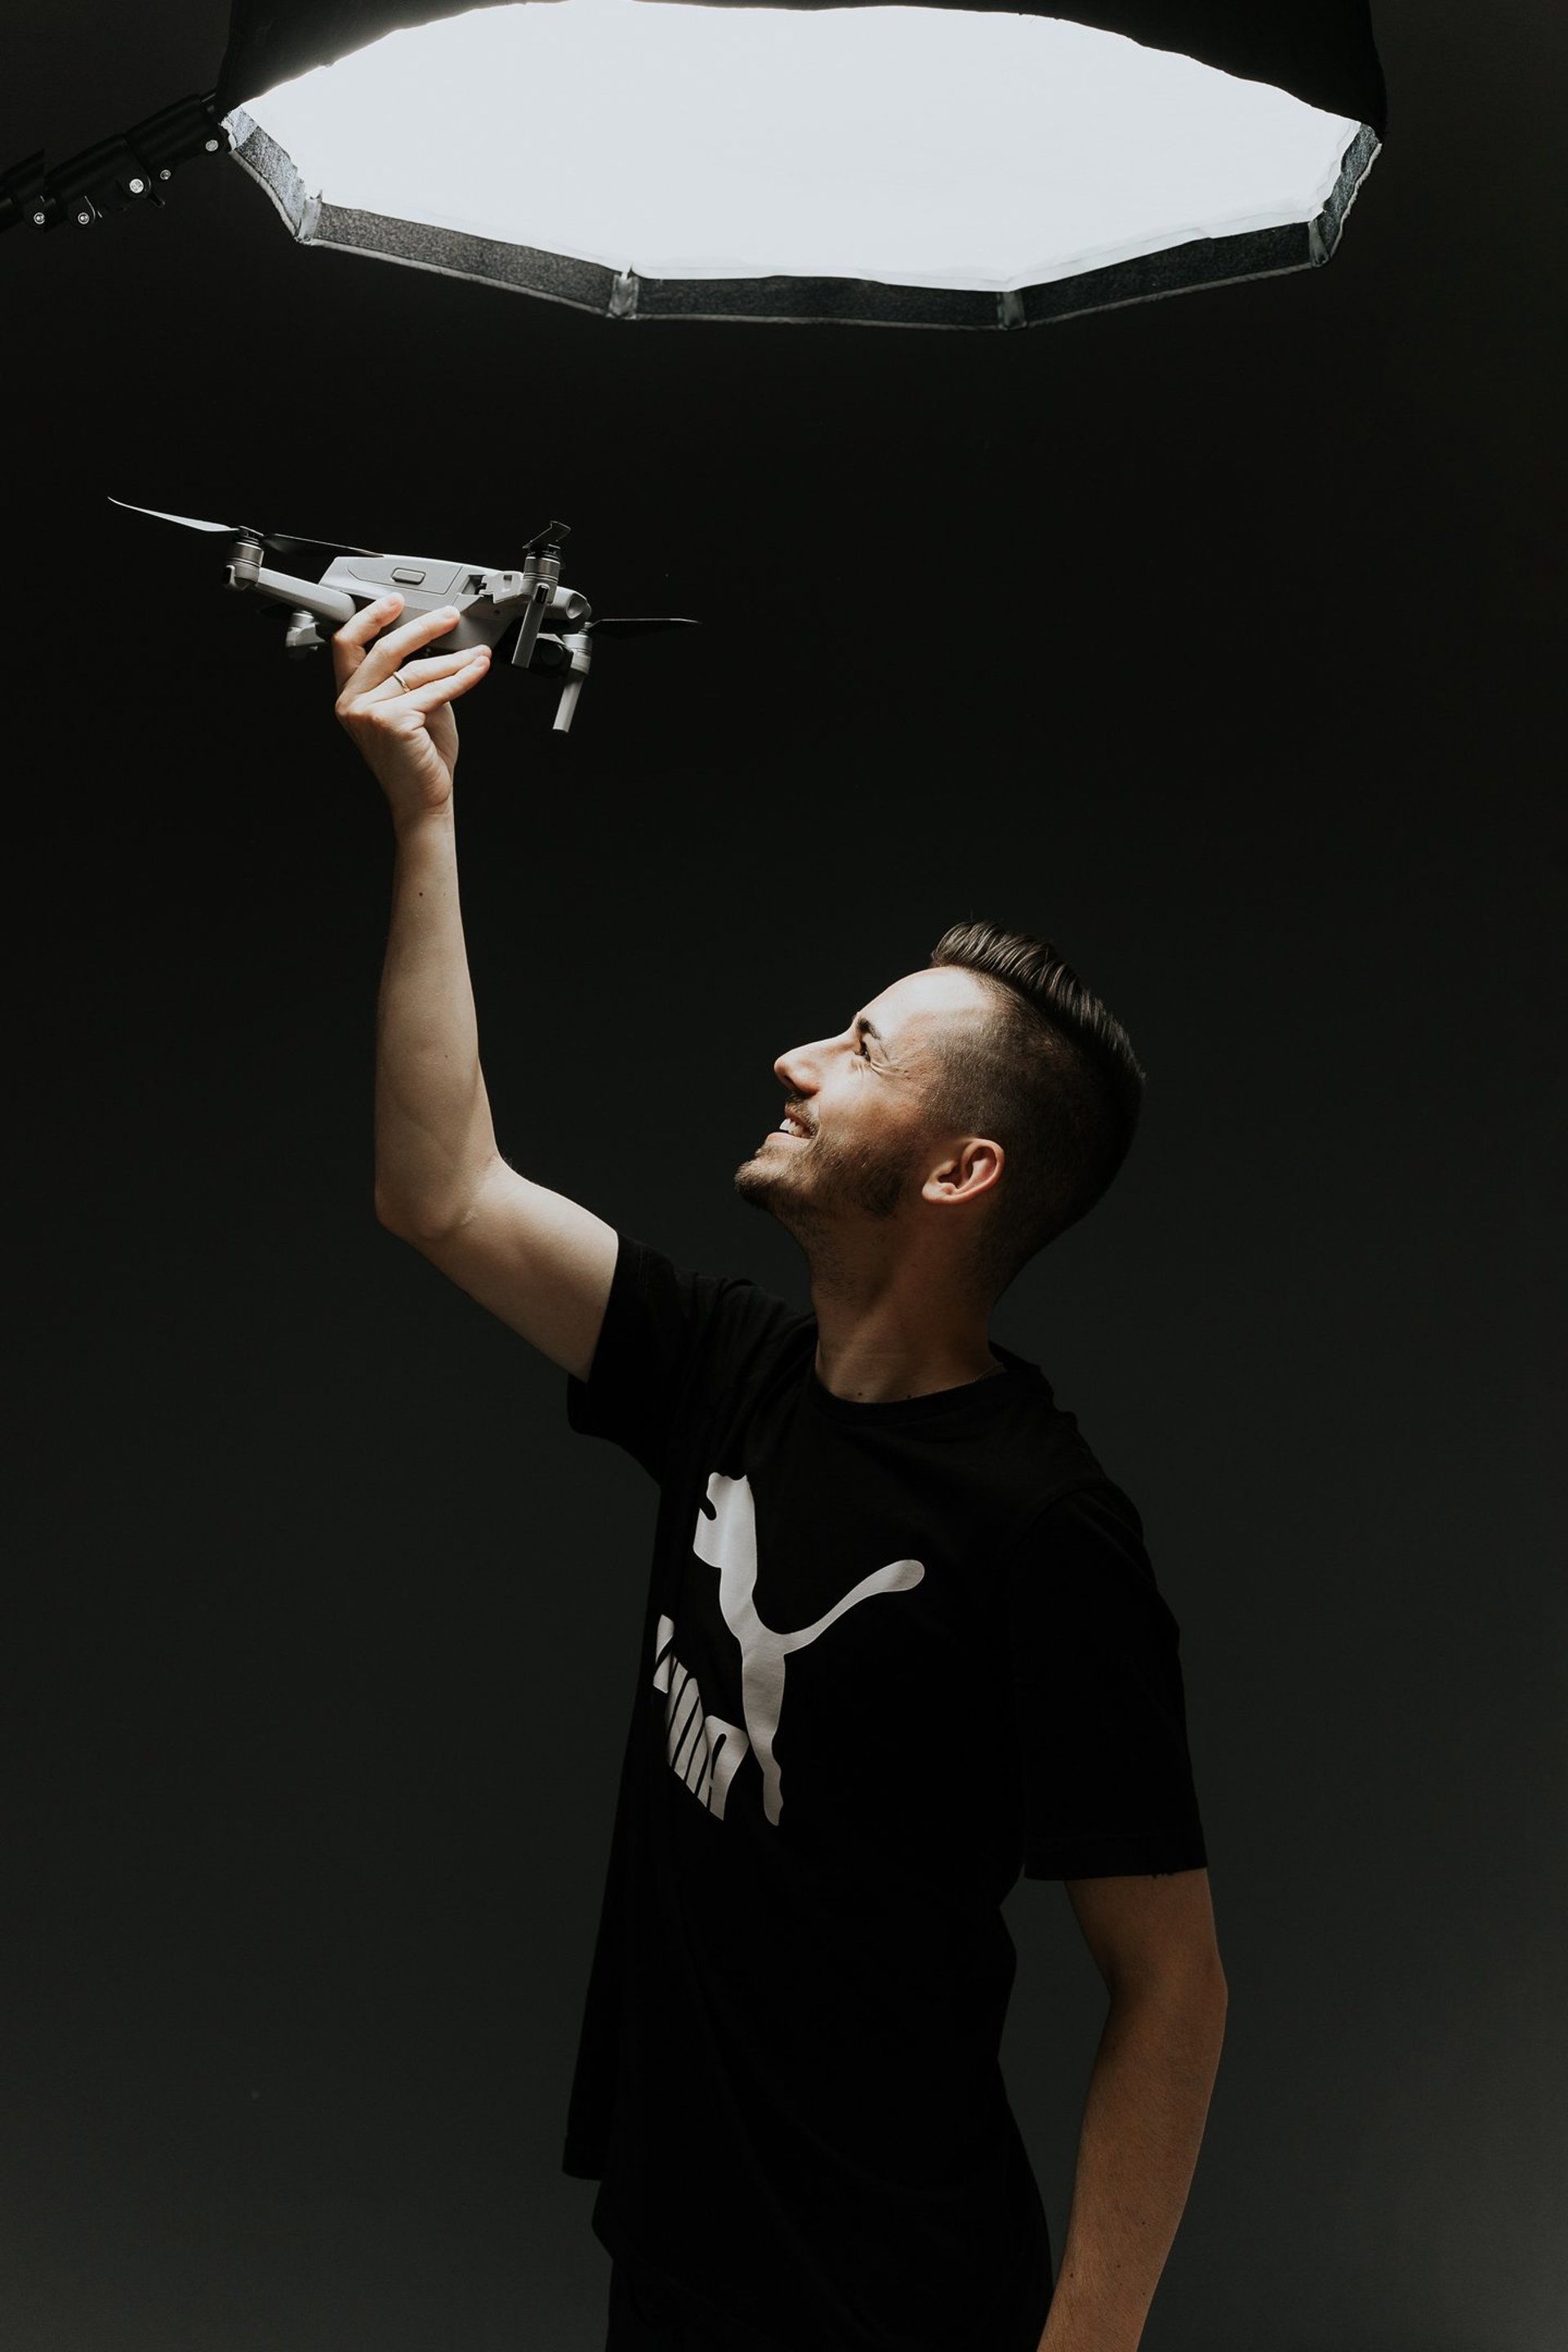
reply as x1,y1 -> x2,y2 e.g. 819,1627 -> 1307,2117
216,0 -> 1387,328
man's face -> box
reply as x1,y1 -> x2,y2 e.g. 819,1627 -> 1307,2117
733,966 -> 996,1240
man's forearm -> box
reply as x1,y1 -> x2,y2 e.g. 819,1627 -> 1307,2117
1036,1975 -> 1227,2352
373,803 -> 498,1234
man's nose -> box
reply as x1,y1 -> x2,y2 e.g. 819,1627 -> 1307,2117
774,1040 -> 826,1090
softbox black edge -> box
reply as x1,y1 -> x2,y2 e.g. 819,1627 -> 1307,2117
225,112 -> 1381,332
214,2 -> 1388,136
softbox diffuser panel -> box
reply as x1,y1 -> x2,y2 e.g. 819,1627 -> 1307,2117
216,0 -> 1386,329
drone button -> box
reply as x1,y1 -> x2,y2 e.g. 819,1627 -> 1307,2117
390,566 -> 426,585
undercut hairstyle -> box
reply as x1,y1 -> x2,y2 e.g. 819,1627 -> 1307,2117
924,919 -> 1147,1302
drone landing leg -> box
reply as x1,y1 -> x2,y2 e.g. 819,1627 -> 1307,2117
554,675 -> 587,733
512,581 -> 555,670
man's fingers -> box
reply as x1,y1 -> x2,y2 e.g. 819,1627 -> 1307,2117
394,650 -> 493,715
337,601 -> 467,702
330,592 -> 404,690
375,644 -> 488,697
336,644 -> 492,734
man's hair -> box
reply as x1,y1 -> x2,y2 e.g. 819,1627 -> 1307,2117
924,918 -> 1147,1301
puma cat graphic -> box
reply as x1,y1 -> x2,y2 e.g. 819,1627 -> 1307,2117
653,1470 -> 924,1826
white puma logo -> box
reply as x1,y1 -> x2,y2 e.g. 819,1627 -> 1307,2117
653,1471 -> 924,1828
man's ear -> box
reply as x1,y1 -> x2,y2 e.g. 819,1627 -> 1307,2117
924,1139 -> 1004,1203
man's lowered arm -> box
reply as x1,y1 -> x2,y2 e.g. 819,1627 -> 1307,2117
1035,1868 -> 1227,2352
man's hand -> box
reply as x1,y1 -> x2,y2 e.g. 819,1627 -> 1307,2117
332,594 -> 492,823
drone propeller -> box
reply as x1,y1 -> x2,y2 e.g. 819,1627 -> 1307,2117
109,497 -> 228,532
108,497 -> 379,558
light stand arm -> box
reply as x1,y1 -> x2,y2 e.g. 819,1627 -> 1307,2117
1,94 -> 229,234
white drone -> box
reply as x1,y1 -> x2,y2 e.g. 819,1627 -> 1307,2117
109,498 -> 697,733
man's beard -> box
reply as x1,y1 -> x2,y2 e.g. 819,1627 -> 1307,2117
733,1119 -> 918,1235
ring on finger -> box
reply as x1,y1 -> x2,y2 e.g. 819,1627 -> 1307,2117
390,668 -> 413,693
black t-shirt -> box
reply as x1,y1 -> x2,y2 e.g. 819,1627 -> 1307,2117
561,1232 -> 1208,2352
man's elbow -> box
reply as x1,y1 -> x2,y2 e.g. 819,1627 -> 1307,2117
1102,1943 -> 1227,2013
374,1187 -> 439,1241
375,1187 -> 412,1237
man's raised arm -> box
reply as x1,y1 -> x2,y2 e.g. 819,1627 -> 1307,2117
335,593 -> 617,1383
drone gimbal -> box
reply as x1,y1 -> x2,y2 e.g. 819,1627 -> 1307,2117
109,501 -> 697,734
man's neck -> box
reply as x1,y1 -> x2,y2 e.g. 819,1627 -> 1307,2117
808,1282 -> 1004,1405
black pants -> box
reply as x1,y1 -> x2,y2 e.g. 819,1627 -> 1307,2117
604,2241 -> 1052,2352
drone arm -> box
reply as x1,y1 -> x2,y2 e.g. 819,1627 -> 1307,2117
250,568 -> 358,630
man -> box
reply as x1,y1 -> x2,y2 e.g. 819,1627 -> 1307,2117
336,595 -> 1227,2352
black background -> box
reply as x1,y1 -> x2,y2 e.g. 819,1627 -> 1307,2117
3,6 -> 1563,2350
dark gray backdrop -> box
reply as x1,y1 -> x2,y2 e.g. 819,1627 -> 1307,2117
3,6 -> 1562,2349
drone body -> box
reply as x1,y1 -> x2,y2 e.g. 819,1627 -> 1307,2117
108,500 -> 696,733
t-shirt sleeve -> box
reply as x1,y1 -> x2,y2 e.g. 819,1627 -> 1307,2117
1001,1481 -> 1209,1881
564,1229 -> 800,1486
